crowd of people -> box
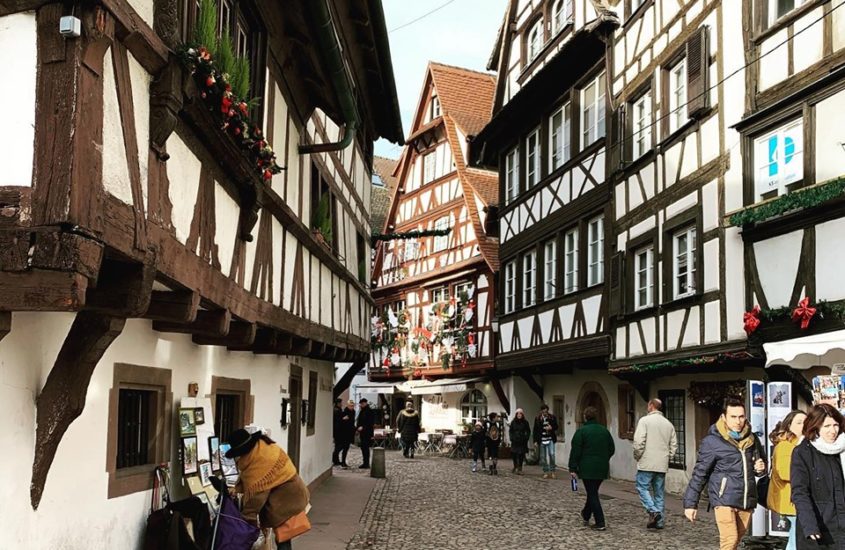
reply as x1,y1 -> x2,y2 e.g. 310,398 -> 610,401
331,394 -> 845,549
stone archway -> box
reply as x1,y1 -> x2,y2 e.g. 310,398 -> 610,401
576,381 -> 610,428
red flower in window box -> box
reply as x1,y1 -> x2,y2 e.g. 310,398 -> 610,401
792,297 -> 817,330
743,306 -> 761,336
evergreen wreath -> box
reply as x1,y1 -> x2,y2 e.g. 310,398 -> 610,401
728,177 -> 845,227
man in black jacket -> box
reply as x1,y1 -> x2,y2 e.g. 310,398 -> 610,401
332,398 -> 343,466
534,404 -> 559,479
683,397 -> 766,550
356,398 -> 375,469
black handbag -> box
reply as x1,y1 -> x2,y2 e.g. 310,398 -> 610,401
756,475 -> 770,507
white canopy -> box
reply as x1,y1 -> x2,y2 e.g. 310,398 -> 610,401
764,329 -> 845,371
410,377 -> 485,395
355,381 -> 401,393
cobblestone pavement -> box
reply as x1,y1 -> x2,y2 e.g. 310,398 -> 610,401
343,449 -> 722,550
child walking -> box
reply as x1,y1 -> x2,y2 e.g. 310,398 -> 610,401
470,422 -> 486,473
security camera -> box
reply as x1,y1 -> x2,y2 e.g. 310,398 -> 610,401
59,16 -> 81,38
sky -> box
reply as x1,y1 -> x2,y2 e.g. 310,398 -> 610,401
374,0 -> 508,159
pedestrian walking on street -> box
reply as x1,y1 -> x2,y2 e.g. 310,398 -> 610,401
534,404 -> 559,479
356,398 -> 375,469
470,421 -> 486,473
397,400 -> 421,459
484,412 -> 504,475
225,428 -> 310,550
632,398 -> 678,530
568,406 -> 615,531
683,397 -> 766,550
336,400 -> 357,468
767,409 -> 806,550
332,398 -> 343,466
509,408 -> 531,474
790,403 -> 845,549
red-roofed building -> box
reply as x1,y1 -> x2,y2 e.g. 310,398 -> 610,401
368,62 -> 508,423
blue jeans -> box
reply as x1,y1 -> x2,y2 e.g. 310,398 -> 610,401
539,442 -> 556,472
636,471 -> 666,526
786,515 -> 796,550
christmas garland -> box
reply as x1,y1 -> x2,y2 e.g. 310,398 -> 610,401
728,177 -> 845,227
744,298 -> 845,335
372,228 -> 452,242
610,351 -> 754,375
177,0 -> 283,182
688,380 -> 746,408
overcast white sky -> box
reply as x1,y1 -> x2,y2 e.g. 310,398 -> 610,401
374,0 -> 508,159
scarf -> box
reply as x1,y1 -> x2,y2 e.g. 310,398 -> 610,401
236,439 -> 297,501
716,417 -> 755,450
810,433 -> 845,481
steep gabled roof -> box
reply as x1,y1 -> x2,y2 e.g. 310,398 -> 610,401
371,156 -> 399,234
428,62 -> 496,137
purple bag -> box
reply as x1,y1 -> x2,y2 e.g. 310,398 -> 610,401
212,495 -> 260,550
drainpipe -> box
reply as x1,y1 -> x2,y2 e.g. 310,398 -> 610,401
299,0 -> 360,154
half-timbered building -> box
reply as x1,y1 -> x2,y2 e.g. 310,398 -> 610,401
471,0 -> 619,461
0,0 -> 401,544
368,62 -> 509,431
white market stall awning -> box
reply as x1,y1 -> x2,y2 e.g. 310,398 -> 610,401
764,329 -> 845,371
410,377 -> 485,395
355,382 -> 401,393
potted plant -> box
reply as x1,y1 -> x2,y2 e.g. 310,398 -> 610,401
311,193 -> 333,248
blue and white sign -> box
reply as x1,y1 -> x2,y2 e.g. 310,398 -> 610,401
755,120 -> 803,198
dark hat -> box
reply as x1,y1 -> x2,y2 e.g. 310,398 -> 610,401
224,429 -> 262,459
359,398 -> 368,404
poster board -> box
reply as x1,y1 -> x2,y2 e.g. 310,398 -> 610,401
766,382 -> 793,537
747,380 -> 766,537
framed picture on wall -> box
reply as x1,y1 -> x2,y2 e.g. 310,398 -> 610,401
194,407 -> 205,425
182,436 -> 198,475
179,408 -> 197,437
208,436 -> 222,473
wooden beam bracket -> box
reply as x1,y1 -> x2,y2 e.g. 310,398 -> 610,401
193,321 -> 256,347
85,250 -> 157,317
153,308 -> 231,337
143,289 -> 199,323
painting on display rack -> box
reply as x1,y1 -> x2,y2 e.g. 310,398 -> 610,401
182,436 -> 198,475
199,462 -> 213,487
179,408 -> 197,437
208,436 -> 222,473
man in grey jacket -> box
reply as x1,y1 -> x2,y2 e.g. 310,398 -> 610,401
632,398 -> 678,529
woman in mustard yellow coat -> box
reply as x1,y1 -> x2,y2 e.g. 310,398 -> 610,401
768,410 -> 807,550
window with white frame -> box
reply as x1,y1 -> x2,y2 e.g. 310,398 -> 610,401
429,95 -> 441,121
431,286 -> 449,305
673,226 -> 697,299
527,19 -> 543,62
403,238 -> 419,262
768,0 -> 808,26
564,228 -> 579,294
423,153 -> 436,184
587,217 -> 604,286
753,119 -> 803,201
553,0 -> 574,33
581,73 -> 606,148
523,251 -> 537,307
505,147 -> 519,205
632,91 -> 652,158
634,245 -> 654,310
455,281 -> 474,302
668,59 -> 687,135
544,239 -> 557,300
550,103 -> 571,172
504,262 -> 516,313
526,128 -> 541,188
433,217 -> 449,252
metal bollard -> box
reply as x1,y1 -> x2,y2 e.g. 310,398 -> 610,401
370,447 -> 386,478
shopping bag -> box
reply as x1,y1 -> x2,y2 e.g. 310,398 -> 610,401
213,494 -> 260,550
273,510 -> 311,543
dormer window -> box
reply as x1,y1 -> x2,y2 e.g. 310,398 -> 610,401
527,19 -> 543,62
429,95 -> 441,122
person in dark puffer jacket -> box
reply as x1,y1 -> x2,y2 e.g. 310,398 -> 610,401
683,397 -> 767,550
790,403 -> 845,550
469,421 -> 486,473
396,400 -> 421,458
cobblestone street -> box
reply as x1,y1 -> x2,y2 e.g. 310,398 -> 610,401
338,449 -> 722,550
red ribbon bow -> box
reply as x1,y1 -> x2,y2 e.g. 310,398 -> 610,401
743,306 -> 761,336
792,297 -> 817,330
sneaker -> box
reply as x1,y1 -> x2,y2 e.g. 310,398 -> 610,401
647,512 -> 657,529
542,473 -> 550,479
590,525 -> 606,531
653,513 -> 663,529
580,514 -> 590,527
550,472 -> 557,479
358,464 -> 369,469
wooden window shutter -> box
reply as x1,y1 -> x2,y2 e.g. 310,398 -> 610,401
617,385 -> 629,438
608,251 -> 625,318
608,104 -> 627,175
686,25 -> 710,118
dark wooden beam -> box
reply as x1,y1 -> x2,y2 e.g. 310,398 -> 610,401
143,290 -> 199,323
334,360 -> 365,399
193,321 -> 256,347
236,327 -> 278,354
0,311 -> 10,343
31,311 -> 126,509
292,337 -> 313,357
0,187 -> 31,228
519,372 -> 544,401
490,376 -> 511,416
85,253 -> 156,317
0,270 -> 88,311
153,309 -> 231,337
308,341 -> 328,359
0,0 -> 51,17
99,0 -> 169,74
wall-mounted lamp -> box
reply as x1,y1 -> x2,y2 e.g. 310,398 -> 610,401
491,317 -> 499,334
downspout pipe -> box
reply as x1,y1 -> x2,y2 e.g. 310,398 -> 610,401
299,0 -> 360,154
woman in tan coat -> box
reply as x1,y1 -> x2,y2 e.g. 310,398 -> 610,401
767,410 -> 806,550
225,429 -> 310,550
